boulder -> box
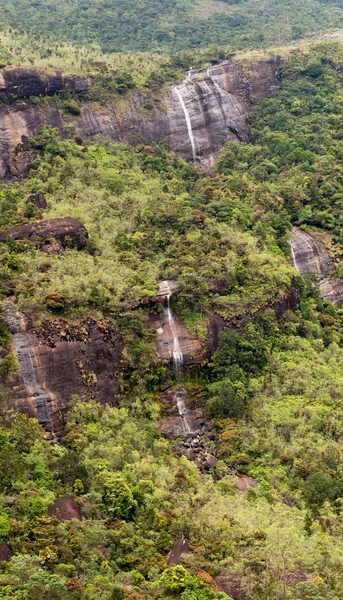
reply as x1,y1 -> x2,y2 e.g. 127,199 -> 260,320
0,543 -> 12,563
168,538 -> 191,566
26,193 -> 47,209
47,495 -> 81,521
235,475 -> 257,492
0,217 -> 88,251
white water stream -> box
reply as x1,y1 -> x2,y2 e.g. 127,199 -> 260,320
290,244 -> 299,272
174,86 -> 197,162
174,389 -> 192,433
165,294 -> 183,371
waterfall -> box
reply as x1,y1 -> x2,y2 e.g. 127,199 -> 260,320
174,86 -> 197,162
174,389 -> 192,433
290,243 -> 299,271
165,294 -> 183,372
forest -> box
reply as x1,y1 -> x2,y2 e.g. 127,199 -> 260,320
1,0 -> 343,53
3,9 -> 343,600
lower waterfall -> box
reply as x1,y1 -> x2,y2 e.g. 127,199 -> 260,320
174,388 -> 193,434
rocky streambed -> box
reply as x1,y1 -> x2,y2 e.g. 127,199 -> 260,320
159,386 -> 218,472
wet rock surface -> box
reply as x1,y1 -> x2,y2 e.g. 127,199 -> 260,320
0,59 -> 280,179
148,312 -> 204,365
6,305 -> 123,440
159,387 -> 218,472
0,217 -> 88,252
290,227 -> 343,306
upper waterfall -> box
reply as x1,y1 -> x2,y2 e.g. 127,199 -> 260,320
167,63 -> 250,168
174,86 -> 197,162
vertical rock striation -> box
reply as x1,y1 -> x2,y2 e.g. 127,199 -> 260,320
6,305 -> 123,440
290,227 -> 343,306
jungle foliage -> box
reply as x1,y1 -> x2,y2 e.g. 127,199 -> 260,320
1,0 -> 343,53
3,38 -> 343,600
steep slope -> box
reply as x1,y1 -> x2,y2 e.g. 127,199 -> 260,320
0,58 -> 279,178
1,0 -> 343,52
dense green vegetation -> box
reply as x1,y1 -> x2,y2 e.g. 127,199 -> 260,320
1,0 -> 343,53
5,32 -> 343,600
217,42 -> 343,244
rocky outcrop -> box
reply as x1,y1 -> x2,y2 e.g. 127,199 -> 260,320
75,59 -> 280,169
0,68 -> 90,102
0,102 -> 63,179
0,217 -> 88,252
47,495 -> 81,521
26,193 -> 47,209
148,311 -> 204,364
0,543 -> 12,563
6,306 -> 123,440
168,539 -> 191,567
159,387 -> 218,472
290,227 -> 343,306
0,58 -> 280,179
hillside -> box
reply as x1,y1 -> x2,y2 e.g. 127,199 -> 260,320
1,0 -> 343,53
3,16 -> 343,600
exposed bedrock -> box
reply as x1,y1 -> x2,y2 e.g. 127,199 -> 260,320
0,217 -> 88,252
0,68 -> 91,102
0,58 -> 280,178
159,386 -> 218,472
148,312 -> 204,365
6,305 -> 123,440
290,227 -> 343,306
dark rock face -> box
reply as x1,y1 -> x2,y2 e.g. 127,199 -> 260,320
167,539 -> 191,567
0,68 -> 90,102
0,58 -> 280,179
26,193 -> 47,209
0,543 -> 12,563
7,306 -> 123,440
0,102 -> 63,180
47,495 -> 81,521
0,217 -> 88,251
290,227 -> 343,306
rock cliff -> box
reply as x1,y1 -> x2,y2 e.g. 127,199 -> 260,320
6,306 -> 123,440
0,58 -> 280,178
0,217 -> 88,252
0,68 -> 90,102
290,227 -> 343,306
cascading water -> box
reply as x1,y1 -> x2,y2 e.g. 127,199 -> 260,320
160,282 -> 193,433
165,294 -> 183,372
174,388 -> 192,434
290,244 -> 299,271
174,86 -> 197,162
